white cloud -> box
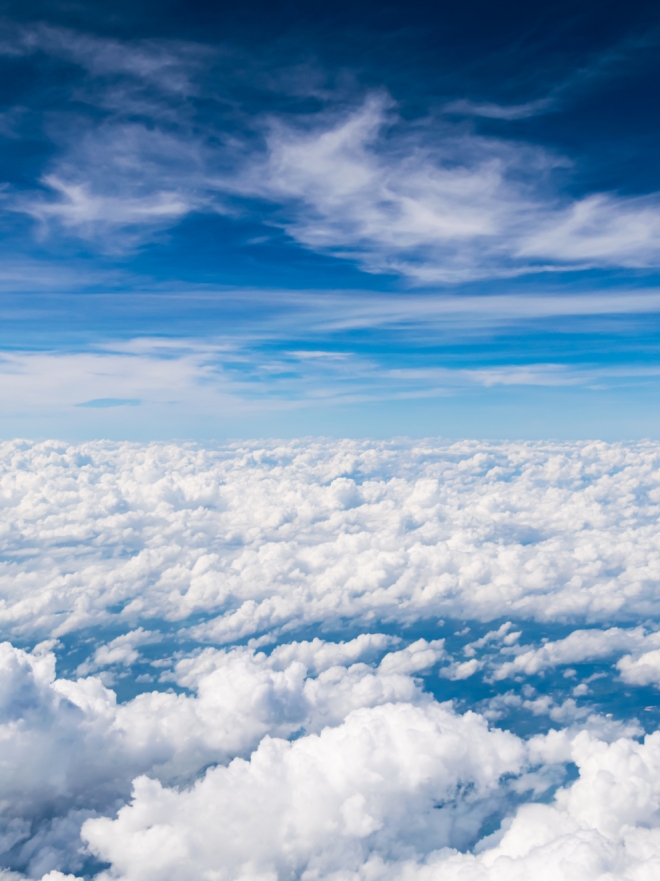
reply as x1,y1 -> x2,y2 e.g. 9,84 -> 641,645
440,658 -> 482,680
82,702 -> 527,881
0,440 -> 658,878
76,628 -> 160,675
617,648 -> 660,686
2,439 -> 660,640
517,193 -> 660,265
3,21 -> 660,881
442,98 -> 554,120
0,23 -> 209,94
5,23 -> 660,280
79,721 -> 660,881
267,633 -> 399,674
232,94 -> 660,282
4,339 -> 660,433
0,635 -> 451,875
232,94 -> 552,282
296,288 -> 660,334
489,626 -> 660,684
494,627 -> 658,679
28,175 -> 192,230
2,24 -> 221,246
11,614 -> 647,878
377,639 -> 446,675
0,340 -> 243,415
20,126 -> 212,245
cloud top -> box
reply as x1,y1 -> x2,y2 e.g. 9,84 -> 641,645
2,438 -> 660,641
0,439 -> 658,879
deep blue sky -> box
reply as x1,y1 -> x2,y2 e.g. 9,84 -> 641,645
2,0 -> 660,439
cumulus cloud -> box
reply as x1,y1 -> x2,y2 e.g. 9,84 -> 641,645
2,17 -> 660,881
0,629 -> 480,874
617,649 -> 660,686
76,628 -> 160,676
2,438 -> 660,640
0,439 -> 658,878
439,658 -> 482,680
79,721 -> 660,881
494,626 -> 659,679
0,632 -> 463,875
487,625 -> 660,687
82,702 -> 528,881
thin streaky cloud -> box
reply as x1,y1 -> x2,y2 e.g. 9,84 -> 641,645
2,24 -> 660,282
443,29 -> 660,123
0,21 -> 212,93
0,341 -> 658,425
224,95 -> 660,282
442,98 -> 554,120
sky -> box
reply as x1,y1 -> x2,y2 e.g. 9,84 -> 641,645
7,6 -> 660,876
6,8 -> 660,876
3,0 -> 660,437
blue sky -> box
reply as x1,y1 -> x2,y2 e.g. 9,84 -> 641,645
2,0 -> 660,438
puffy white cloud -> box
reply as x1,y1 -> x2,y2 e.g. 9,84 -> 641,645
77,628 -> 160,676
79,719 -> 660,881
457,730 -> 660,880
267,633 -> 399,674
0,633 -> 452,875
440,658 -> 482,680
82,702 -> 527,881
377,639 -> 446,675
494,626 -> 656,679
617,648 -> 660,686
2,439 -> 660,641
1,439 -> 660,879
490,625 -> 660,685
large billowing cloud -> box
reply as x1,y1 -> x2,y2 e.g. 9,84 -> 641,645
0,634 -> 449,876
80,721 -> 660,881
82,702 -> 528,881
1,439 -> 660,880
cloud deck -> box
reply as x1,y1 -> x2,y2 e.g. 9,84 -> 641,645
0,439 -> 659,879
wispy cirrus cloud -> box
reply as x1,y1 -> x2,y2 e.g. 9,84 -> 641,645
233,95 -> 660,282
442,97 -> 554,120
0,21 -> 211,93
0,334 -> 657,431
3,24 -> 660,283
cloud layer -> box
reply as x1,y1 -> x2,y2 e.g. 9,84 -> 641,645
0,440 -> 659,879
2,438 -> 660,640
